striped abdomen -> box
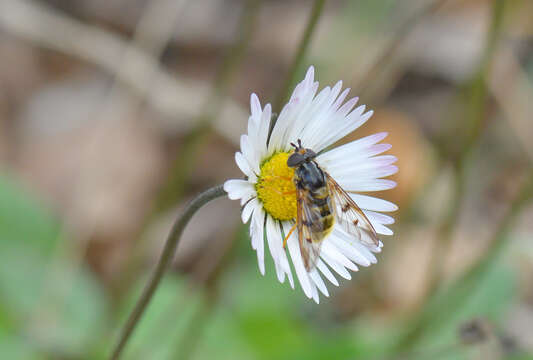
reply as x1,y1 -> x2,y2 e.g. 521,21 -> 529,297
295,162 -> 335,241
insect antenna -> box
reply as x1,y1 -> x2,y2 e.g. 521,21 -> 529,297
290,139 -> 304,151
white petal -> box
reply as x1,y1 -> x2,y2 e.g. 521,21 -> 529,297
316,259 -> 339,286
329,230 -> 372,267
321,241 -> 358,271
320,252 -> 351,280
333,226 -> 380,262
317,132 -> 389,165
326,155 -> 397,174
300,66 -> 315,93
256,104 -> 272,160
266,215 -> 286,283
311,283 -> 320,304
241,198 -> 258,224
309,269 -> 329,297
279,248 -> 295,289
302,86 -> 365,151
268,67 -> 318,155
275,261 -> 286,284
331,87 -> 350,111
250,93 -> 262,121
281,81 -> 319,150
241,197 -> 258,224
331,166 -> 398,185
279,222 -> 296,289
240,135 -> 260,174
349,194 -> 398,212
336,96 -> 359,118
251,208 -> 266,275
343,179 -> 397,192
328,81 -> 344,108
286,228 -> 313,299
287,85 -> 332,146
372,222 -> 394,236
298,87 -> 341,149
314,108 -> 373,152
364,210 -> 395,225
331,228 -> 380,266
247,115 -> 259,146
223,179 -> 255,201
350,240 -> 378,264
235,152 -> 257,181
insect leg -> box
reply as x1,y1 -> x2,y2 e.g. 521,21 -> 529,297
283,223 -> 297,249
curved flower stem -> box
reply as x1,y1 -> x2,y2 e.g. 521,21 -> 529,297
109,185 -> 226,360
112,0 -> 262,307
272,0 -> 326,115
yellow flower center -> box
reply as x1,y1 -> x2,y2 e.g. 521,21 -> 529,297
255,152 -> 297,221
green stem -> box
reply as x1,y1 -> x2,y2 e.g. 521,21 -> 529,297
272,0 -> 326,116
112,0 -> 262,311
426,0 -> 507,295
109,185 -> 226,360
393,0 -> 508,352
394,169 -> 533,352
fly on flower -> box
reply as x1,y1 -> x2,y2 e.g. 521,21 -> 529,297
224,66 -> 398,303
286,139 -> 379,272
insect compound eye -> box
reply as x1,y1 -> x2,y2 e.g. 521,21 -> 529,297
287,153 -> 305,167
304,148 -> 317,160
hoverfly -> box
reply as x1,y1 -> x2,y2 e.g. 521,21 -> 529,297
284,139 -> 379,271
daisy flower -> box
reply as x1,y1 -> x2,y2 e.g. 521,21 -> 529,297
224,66 -> 398,303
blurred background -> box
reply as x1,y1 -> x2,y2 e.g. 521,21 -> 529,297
0,0 -> 532,359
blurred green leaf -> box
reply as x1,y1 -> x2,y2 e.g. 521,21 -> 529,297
401,261 -> 517,360
507,352 -> 533,360
193,262 -> 370,360
0,175 -> 108,358
0,176 -> 60,255
0,329 -> 47,360
116,274 -> 201,360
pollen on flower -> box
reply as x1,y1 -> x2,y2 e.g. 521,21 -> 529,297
255,152 -> 297,221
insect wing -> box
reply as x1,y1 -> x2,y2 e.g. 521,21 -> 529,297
325,173 -> 379,247
296,187 -> 325,271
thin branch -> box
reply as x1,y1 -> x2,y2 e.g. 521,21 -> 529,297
272,0 -> 326,115
112,0 -> 262,307
109,185 -> 226,360
488,44 -> 533,163
355,0 -> 450,96
427,0 -> 507,295
0,0 -> 247,144
392,0 -> 510,352
393,168 -> 533,352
